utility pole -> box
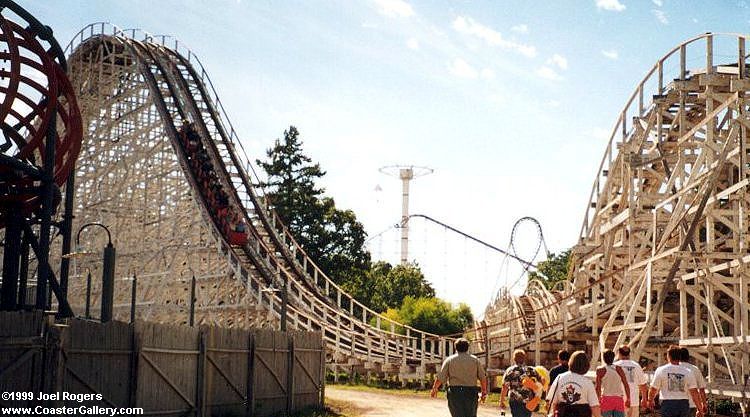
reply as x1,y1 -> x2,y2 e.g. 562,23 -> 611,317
379,165 -> 433,264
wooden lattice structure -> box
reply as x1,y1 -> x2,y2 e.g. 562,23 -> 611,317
30,23 -> 750,398
478,33 -> 750,399
52,23 -> 457,382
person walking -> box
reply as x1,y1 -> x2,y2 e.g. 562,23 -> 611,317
500,349 -> 545,417
679,347 -> 707,417
613,345 -> 648,417
596,349 -> 631,417
646,345 -> 704,417
549,350 -> 571,385
431,338 -> 488,417
546,350 -> 602,417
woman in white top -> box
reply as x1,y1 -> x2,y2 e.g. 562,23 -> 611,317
547,351 -> 602,417
595,349 -> 631,417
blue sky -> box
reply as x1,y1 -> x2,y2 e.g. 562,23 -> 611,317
28,0 -> 750,314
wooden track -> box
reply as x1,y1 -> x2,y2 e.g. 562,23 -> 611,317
51,23 -> 455,381
50,25 -> 750,397
477,33 -> 750,399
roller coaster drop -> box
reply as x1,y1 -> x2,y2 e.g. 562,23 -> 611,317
59,23 -> 453,381
1,4 -> 749,398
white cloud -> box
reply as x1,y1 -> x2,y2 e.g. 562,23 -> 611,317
652,0 -> 663,6
692,17 -> 699,23
406,38 -> 419,50
449,58 -> 478,79
546,99 -> 561,107
536,66 -> 562,81
373,0 -> 414,17
547,54 -> 568,70
480,68 -> 496,80
601,49 -> 619,60
452,16 -> 537,58
511,24 -> 529,34
652,9 -> 668,24
596,0 -> 626,11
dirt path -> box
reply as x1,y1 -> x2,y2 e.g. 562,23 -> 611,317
326,387 -> 503,417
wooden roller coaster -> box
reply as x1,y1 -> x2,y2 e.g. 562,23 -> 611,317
477,33 -> 750,400
56,23 -> 456,383
1,8 -> 745,397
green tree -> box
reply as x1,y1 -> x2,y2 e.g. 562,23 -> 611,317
257,126 -> 370,285
343,261 -> 435,312
377,296 -> 473,335
528,249 -> 571,290
374,262 -> 435,310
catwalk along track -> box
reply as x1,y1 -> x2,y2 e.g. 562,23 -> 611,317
57,23 -> 453,381
478,33 -> 750,399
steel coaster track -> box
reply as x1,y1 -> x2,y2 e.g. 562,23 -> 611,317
65,23 -> 455,368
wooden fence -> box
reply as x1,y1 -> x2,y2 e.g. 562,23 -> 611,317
0,311 -> 324,416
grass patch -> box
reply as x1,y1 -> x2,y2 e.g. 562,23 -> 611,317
291,398 -> 361,417
326,383 -> 504,406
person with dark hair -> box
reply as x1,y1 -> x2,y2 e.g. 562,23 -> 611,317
500,349 -> 544,417
646,346 -> 704,417
550,350 -> 571,385
431,338 -> 487,417
596,350 -> 631,417
613,345 -> 648,417
678,348 -> 706,417
546,351 -> 601,417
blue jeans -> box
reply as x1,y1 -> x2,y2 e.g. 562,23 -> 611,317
661,400 -> 690,417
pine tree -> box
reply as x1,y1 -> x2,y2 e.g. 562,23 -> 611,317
256,126 -> 370,285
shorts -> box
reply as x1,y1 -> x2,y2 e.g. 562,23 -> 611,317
601,396 -> 626,413
603,411 -> 625,417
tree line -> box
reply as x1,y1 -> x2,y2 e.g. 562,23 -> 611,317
256,126 -> 472,335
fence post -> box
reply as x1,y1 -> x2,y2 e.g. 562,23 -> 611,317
128,323 -> 139,408
246,332 -> 255,417
43,321 -> 64,404
286,334 -> 295,415
319,334 -> 325,410
196,328 -> 206,417
130,273 -> 137,323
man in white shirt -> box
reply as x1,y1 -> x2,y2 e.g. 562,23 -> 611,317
613,345 -> 648,417
647,346 -> 705,417
679,347 -> 707,417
